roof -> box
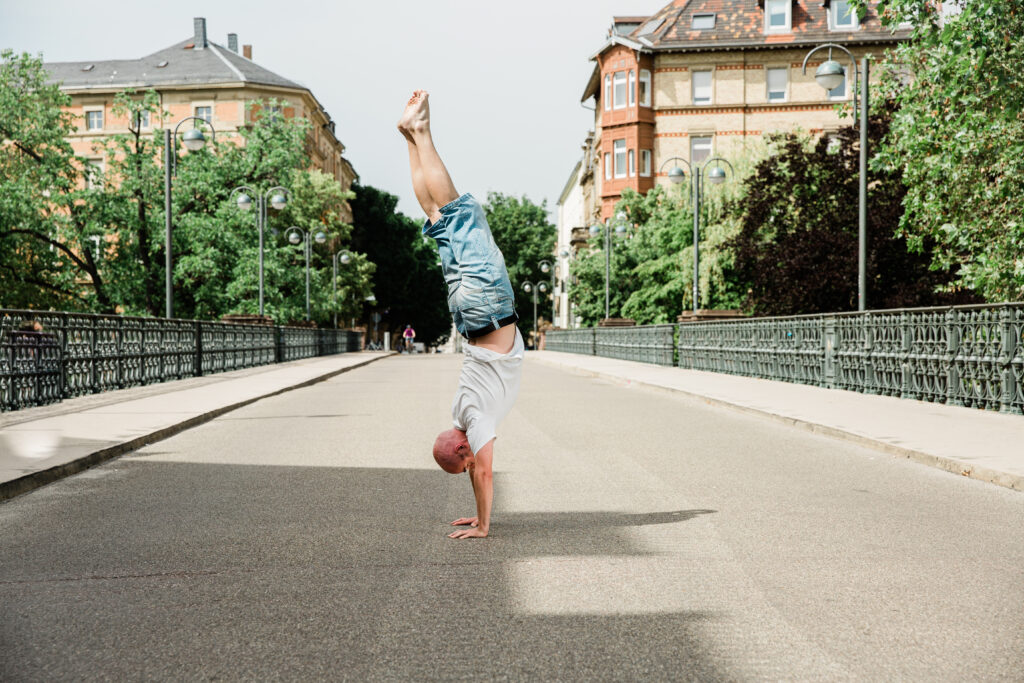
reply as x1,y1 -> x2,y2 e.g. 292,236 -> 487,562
582,0 -> 909,101
45,39 -> 305,92
628,0 -> 909,52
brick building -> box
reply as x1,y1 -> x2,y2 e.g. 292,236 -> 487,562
45,17 -> 356,220
572,0 -> 908,223
553,0 -> 909,326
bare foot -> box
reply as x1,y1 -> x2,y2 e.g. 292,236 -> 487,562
397,90 -> 430,139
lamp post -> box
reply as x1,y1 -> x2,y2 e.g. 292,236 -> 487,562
588,213 -> 627,320
802,43 -> 868,311
660,156 -> 733,313
285,227 -> 327,321
332,249 -> 352,328
164,116 -> 215,318
556,247 -> 572,328
521,280 -> 548,346
230,185 -> 289,317
538,259 -> 555,325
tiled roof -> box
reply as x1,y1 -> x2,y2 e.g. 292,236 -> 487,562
630,0 -> 909,51
45,39 -> 304,91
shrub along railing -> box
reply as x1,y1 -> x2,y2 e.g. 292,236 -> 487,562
0,309 -> 363,413
545,303 -> 1024,415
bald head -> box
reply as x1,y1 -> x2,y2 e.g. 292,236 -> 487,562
433,428 -> 471,473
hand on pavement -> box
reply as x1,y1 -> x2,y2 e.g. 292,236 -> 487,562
450,517 -> 478,527
448,527 -> 488,539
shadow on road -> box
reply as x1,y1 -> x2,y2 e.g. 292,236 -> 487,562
0,461 -> 727,680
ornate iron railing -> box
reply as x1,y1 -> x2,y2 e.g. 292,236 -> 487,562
594,325 -> 676,367
0,309 -> 364,413
544,303 -> 1024,415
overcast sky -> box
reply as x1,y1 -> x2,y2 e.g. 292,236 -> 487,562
1,0 -> 666,220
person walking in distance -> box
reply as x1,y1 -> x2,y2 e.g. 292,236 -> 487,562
397,90 -> 523,539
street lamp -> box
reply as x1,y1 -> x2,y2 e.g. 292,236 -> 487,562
659,156 -> 733,313
285,226 -> 327,321
556,247 -> 574,328
229,185 -> 289,317
521,280 -> 549,346
164,116 -> 215,318
538,259 -> 555,324
332,249 -> 352,328
588,213 -> 627,320
803,42 -> 869,311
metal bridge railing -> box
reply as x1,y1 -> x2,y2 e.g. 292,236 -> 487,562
0,309 -> 364,413
544,303 -> 1024,415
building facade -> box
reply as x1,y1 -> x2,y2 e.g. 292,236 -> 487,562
578,0 -> 908,222
45,17 -> 356,220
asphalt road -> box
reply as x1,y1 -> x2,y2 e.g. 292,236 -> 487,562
2,354 -> 1023,681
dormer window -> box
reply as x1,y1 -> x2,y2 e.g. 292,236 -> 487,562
764,0 -> 791,33
692,14 -> 716,30
830,0 -> 860,30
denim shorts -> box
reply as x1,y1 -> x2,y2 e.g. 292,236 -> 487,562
423,194 -> 519,339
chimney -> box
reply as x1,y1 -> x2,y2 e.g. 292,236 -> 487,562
227,33 -> 238,53
193,17 -> 207,49
243,44 -> 252,60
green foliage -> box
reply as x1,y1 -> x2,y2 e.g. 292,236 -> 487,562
730,114 -> 977,315
0,54 -> 374,326
851,0 -> 1024,300
0,50 -> 107,310
569,152 -> 753,326
482,192 -> 557,334
349,183 -> 449,346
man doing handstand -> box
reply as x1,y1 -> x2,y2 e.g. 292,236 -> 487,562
398,90 -> 523,540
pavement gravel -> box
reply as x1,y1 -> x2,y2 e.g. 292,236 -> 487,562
1,354 -> 1022,681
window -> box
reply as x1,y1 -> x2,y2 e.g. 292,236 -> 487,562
87,159 -> 104,190
692,13 -> 716,30
831,0 -> 859,30
604,153 -> 612,180
194,105 -> 212,123
613,72 -> 627,109
765,0 -> 791,32
628,70 -> 636,107
614,140 -> 627,178
639,69 -> 651,106
640,149 -> 652,177
828,67 -> 849,99
691,136 -> 713,164
604,74 -> 611,110
135,110 -> 150,129
766,67 -> 788,102
692,70 -> 712,105
628,149 -> 636,177
86,109 -> 103,131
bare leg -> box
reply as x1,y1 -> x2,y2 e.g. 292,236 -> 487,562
406,138 -> 438,219
398,91 -> 459,222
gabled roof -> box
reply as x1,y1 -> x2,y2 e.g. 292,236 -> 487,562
582,0 -> 908,101
627,0 -> 909,51
45,39 -> 305,92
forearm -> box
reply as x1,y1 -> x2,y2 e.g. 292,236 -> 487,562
469,440 -> 494,534
470,468 -> 493,533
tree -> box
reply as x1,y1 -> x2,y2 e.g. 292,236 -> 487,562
0,50 -> 112,311
568,163 -> 750,327
482,192 -> 556,335
349,183 -> 448,346
730,112 -> 977,315
851,0 -> 1024,301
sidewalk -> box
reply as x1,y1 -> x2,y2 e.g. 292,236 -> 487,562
531,350 -> 1024,493
0,352 -> 392,501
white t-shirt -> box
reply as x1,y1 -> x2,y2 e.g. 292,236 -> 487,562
451,327 -> 525,455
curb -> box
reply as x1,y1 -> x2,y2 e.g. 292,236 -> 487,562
530,354 -> 1024,494
0,353 -> 394,503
